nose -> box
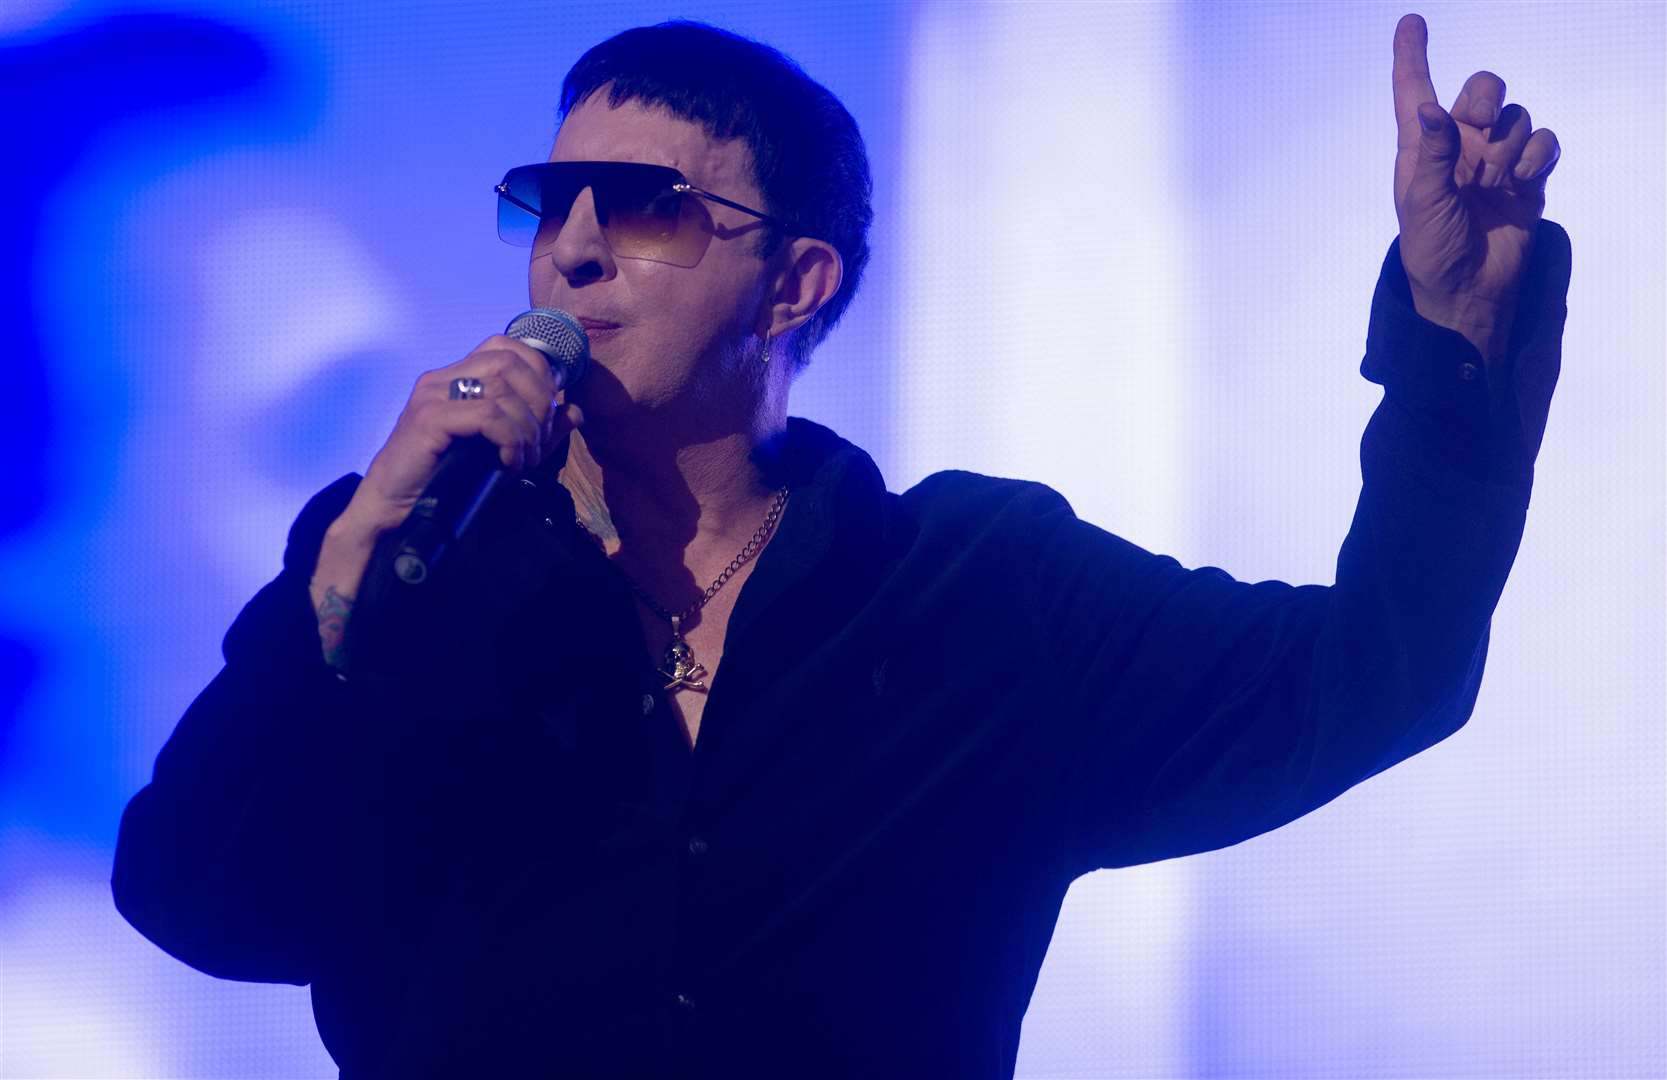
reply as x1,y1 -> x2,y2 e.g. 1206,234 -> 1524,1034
532,186 -> 616,295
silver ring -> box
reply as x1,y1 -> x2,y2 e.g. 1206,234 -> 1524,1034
448,377 -> 485,401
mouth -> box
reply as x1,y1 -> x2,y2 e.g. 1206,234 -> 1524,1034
574,316 -> 622,333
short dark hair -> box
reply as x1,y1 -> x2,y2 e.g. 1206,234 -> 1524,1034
560,21 -> 872,370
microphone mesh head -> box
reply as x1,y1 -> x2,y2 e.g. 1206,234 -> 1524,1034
505,308 -> 590,385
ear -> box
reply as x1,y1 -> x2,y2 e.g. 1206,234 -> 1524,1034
755,237 -> 843,341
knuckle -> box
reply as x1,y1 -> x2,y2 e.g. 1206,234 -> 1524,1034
472,350 -> 514,375
482,336 -> 531,362
500,337 -> 545,365
409,398 -> 442,425
510,347 -> 544,375
503,355 -> 543,388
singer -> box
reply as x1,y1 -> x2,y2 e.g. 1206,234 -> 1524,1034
113,16 -> 1568,1079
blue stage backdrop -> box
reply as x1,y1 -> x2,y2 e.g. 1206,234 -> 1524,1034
0,1 -> 1661,1076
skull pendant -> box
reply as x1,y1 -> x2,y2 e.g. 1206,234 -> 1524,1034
659,638 -> 709,693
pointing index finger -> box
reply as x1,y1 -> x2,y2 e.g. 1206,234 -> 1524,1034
1393,13 -> 1440,142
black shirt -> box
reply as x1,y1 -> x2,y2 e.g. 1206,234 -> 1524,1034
113,228 -> 1570,1079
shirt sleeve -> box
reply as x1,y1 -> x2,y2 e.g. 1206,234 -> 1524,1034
111,474 -> 364,984
1038,221 -> 1571,874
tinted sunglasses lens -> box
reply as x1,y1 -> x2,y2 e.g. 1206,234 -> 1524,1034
497,166 -> 572,247
496,164 -> 712,265
497,193 -> 537,246
597,175 -> 711,267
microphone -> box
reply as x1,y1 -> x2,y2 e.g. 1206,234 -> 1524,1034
389,308 -> 590,585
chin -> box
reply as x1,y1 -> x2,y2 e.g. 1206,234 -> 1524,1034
571,358 -> 677,421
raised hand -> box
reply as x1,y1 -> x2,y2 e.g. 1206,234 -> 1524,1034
1391,13 -> 1561,362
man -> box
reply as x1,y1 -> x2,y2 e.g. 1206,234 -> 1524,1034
112,15 -> 1568,1079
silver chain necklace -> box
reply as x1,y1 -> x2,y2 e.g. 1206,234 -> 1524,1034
575,486 -> 790,694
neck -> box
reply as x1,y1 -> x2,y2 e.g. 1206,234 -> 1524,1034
559,395 -> 789,603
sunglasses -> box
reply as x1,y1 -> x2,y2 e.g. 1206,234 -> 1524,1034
495,161 -> 804,268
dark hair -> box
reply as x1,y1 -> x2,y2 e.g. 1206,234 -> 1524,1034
560,21 -> 872,370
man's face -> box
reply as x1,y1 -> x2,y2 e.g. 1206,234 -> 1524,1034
530,96 -> 775,420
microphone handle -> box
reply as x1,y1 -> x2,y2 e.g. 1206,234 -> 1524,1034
387,435 -> 507,585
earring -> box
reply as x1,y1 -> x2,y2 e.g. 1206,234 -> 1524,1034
757,329 -> 773,366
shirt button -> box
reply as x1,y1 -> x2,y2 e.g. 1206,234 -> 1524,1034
640,693 -> 656,716
1459,361 -> 1480,382
687,835 -> 709,856
542,516 -> 556,528
674,992 -> 696,1012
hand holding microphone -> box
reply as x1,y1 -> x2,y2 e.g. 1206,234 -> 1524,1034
308,311 -> 589,652
353,310 -> 588,541
379,310 -> 591,584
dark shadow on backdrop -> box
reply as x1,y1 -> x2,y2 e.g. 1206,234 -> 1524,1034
0,10 -> 311,804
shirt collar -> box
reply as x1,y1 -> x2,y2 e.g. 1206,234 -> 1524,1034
503,416 -> 897,634
725,417 -> 895,645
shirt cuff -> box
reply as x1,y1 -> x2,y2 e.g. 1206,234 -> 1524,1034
1359,221 -> 1571,488
1361,240 -> 1490,411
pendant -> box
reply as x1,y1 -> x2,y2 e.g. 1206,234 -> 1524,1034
658,615 -> 708,693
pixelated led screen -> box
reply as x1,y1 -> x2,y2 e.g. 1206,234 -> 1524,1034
0,1 -> 1660,1076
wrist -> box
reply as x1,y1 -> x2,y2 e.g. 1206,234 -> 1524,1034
310,498 -> 396,650
1409,286 -> 1519,363
329,492 -> 409,547
311,496 -> 399,597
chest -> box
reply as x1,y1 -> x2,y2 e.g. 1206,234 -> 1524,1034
630,561 -> 752,749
